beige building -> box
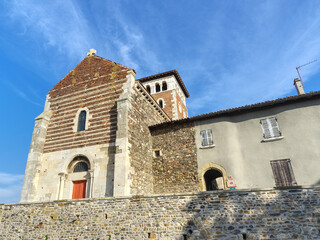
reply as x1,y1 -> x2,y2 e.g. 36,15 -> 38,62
20,50 -> 320,203
194,91 -> 320,191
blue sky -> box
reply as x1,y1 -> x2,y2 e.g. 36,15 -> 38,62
1,0 -> 320,203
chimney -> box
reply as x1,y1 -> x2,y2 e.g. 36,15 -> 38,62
294,78 -> 305,95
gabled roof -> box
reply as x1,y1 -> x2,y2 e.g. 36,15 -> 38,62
137,70 -> 190,98
150,90 -> 320,129
49,55 -> 133,97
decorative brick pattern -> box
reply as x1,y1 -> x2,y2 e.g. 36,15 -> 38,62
1,188 -> 319,239
128,84 -> 168,195
44,56 -> 130,153
151,122 -> 200,194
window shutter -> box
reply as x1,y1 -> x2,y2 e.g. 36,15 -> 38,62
270,159 -> 297,187
270,117 -> 281,137
261,119 -> 271,138
200,130 -> 208,146
207,129 -> 214,145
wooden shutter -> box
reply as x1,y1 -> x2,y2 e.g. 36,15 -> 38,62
270,117 -> 281,137
200,130 -> 208,146
270,159 -> 297,187
260,119 -> 271,138
207,129 -> 214,145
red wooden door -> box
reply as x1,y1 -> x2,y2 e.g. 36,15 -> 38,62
72,180 -> 87,199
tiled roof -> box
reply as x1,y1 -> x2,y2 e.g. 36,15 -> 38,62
150,90 -> 320,129
137,70 -> 190,98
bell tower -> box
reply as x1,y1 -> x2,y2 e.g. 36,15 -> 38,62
138,70 -> 189,120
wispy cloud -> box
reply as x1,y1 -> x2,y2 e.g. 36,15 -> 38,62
186,1 -> 320,115
5,0 -> 93,59
98,1 -> 163,74
0,172 -> 24,204
2,80 -> 42,106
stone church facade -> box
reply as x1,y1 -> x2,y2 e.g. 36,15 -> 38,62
20,51 -> 320,203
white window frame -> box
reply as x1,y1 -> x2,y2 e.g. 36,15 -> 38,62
73,107 -> 90,132
260,117 -> 282,139
200,129 -> 214,148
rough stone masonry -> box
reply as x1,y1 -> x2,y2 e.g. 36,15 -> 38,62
1,187 -> 319,239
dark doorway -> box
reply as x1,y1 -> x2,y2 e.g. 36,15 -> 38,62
204,169 -> 223,190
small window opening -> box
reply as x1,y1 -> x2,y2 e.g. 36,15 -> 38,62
159,100 -> 164,108
146,85 -> 151,93
242,233 -> 247,240
154,150 -> 161,157
162,81 -> 167,91
105,214 -> 108,219
204,169 -> 223,190
148,233 -> 151,238
155,83 -> 161,92
73,162 -> 89,172
77,110 -> 87,132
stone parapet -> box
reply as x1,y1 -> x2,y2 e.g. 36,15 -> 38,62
2,186 -> 319,239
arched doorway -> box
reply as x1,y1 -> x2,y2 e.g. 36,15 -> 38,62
198,163 -> 227,191
204,169 -> 223,190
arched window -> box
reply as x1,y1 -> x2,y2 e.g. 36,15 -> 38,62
69,156 -> 90,173
77,110 -> 86,132
162,81 -> 167,91
146,85 -> 151,93
155,83 -> 161,92
159,99 -> 164,108
204,169 -> 223,190
73,162 -> 89,172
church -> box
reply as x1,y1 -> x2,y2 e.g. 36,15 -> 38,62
20,49 -> 320,202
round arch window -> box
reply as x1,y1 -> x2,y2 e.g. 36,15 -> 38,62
69,156 -> 90,173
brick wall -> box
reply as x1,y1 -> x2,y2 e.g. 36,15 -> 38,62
151,122 -> 200,194
151,90 -> 175,119
1,187 -> 319,239
175,91 -> 187,119
44,56 -> 130,153
128,83 -> 169,195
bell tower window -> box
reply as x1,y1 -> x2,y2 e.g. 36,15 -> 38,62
162,81 -> 167,91
146,85 -> 151,93
77,110 -> 87,132
155,83 -> 161,92
159,99 -> 164,108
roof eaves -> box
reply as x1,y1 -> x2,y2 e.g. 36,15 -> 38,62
149,91 -> 320,129
137,70 -> 190,98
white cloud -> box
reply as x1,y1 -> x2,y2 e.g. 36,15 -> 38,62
187,1 -> 320,115
5,0 -> 93,59
2,80 -> 43,106
0,172 -> 24,204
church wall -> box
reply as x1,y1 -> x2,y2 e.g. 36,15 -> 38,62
33,143 -> 116,201
44,77 -> 127,153
128,83 -> 169,195
151,122 -> 200,194
21,56 -> 132,202
1,187 -> 319,239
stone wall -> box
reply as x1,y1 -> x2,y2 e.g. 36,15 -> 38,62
1,187 -> 319,239
128,83 -> 169,195
151,122 -> 200,194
